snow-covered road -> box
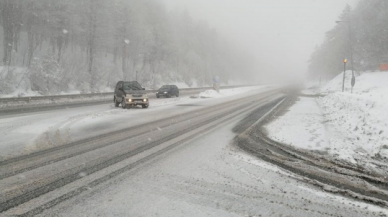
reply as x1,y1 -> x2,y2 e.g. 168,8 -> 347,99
0,86 -> 268,160
37,110 -> 386,217
1,85 -> 386,217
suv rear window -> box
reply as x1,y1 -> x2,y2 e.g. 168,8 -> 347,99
123,82 -> 142,90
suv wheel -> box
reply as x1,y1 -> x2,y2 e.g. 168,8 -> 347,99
142,104 -> 149,109
176,93 -> 179,97
121,97 -> 128,109
114,97 -> 120,107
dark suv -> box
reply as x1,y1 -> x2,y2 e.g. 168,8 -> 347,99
156,85 -> 179,98
114,81 -> 149,109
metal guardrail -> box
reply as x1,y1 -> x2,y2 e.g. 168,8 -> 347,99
0,86 -> 245,103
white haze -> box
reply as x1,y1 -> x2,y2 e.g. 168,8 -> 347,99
163,0 -> 359,83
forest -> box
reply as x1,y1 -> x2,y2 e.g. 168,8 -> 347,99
308,0 -> 388,80
0,0 -> 255,95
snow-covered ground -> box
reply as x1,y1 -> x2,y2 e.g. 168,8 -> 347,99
265,97 -> 328,153
319,72 -> 388,160
0,86 -> 269,160
266,71 -> 388,166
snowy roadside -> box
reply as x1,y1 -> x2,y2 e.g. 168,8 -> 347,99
265,71 -> 388,170
264,97 -> 329,154
300,81 -> 321,96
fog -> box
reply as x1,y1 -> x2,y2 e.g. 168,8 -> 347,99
0,0 -> 362,96
163,0 -> 358,83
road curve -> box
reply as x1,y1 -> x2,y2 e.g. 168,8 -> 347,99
235,96 -> 388,207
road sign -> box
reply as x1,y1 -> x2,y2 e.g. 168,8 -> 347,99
380,64 -> 388,71
342,60 -> 347,92
213,76 -> 220,83
351,75 -> 356,93
351,75 -> 355,87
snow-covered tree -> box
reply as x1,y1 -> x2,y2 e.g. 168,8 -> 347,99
0,0 -> 256,94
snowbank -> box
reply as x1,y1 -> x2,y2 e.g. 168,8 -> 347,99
266,71 -> 388,165
320,71 -> 369,94
265,97 -> 328,153
199,90 -> 221,98
317,72 -> 388,159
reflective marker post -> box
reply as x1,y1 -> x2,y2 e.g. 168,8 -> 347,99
213,76 -> 220,93
342,59 -> 347,92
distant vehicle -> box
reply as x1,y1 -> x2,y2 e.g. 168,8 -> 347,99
156,85 -> 179,98
114,81 -> 149,109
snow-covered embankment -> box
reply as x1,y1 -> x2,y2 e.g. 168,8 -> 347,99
265,71 -> 388,166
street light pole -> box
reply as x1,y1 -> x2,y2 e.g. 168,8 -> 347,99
347,22 -> 355,79
336,20 -> 354,77
337,20 -> 356,93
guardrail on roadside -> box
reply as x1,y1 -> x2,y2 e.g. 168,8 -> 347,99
0,86 -> 245,104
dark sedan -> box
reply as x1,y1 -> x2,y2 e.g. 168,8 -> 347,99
156,85 -> 179,98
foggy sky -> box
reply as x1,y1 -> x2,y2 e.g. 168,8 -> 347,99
162,0 -> 358,82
